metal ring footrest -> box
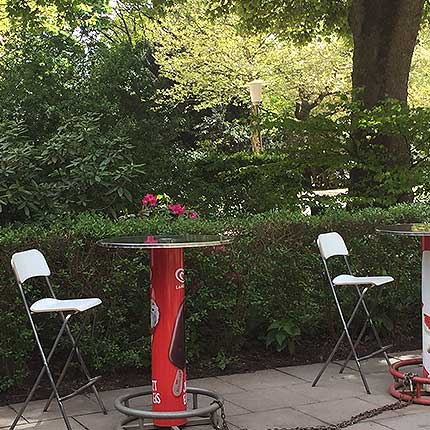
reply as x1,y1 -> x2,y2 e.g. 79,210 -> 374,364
114,387 -> 224,429
389,357 -> 430,405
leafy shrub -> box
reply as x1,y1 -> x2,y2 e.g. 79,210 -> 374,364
168,150 -> 305,215
266,319 -> 301,353
263,96 -> 430,206
0,203 -> 429,390
0,115 -> 144,223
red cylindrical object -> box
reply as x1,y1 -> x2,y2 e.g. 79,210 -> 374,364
150,248 -> 187,427
422,237 -> 430,379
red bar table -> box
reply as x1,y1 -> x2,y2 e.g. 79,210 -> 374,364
98,234 -> 230,429
378,224 -> 430,404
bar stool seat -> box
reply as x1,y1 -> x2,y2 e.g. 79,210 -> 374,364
333,274 -> 394,287
30,297 -> 102,313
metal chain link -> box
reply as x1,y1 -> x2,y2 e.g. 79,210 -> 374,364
402,372 -> 417,394
210,399 -> 230,430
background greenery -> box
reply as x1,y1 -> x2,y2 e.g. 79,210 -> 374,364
0,203 -> 427,391
1,1 -> 430,223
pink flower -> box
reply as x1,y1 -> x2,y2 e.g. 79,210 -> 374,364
168,203 -> 186,216
142,193 -> 157,206
189,212 -> 198,219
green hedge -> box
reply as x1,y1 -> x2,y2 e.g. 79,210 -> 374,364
1,204 -> 429,391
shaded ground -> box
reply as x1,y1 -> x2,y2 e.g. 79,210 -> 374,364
0,332 -> 419,407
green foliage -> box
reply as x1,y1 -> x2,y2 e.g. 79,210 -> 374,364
169,151 -> 305,215
210,0 -> 351,42
0,115 -> 144,223
151,0 -> 352,112
0,203 -> 429,390
266,319 -> 301,353
3,0 -> 107,31
0,30 -> 86,139
262,96 -> 430,207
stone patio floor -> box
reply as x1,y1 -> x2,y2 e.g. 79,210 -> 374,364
1,351 -> 429,430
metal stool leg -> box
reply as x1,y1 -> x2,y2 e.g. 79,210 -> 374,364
339,285 -> 391,373
345,260 -> 392,368
339,316 -> 369,374
339,286 -> 390,373
332,286 -> 371,393
312,286 -> 370,392
10,315 -> 73,430
360,292 -> 391,367
43,333 -> 80,412
44,279 -> 107,414
65,320 -> 107,414
43,315 -> 106,413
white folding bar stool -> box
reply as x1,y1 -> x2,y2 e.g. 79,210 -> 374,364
10,249 -> 107,430
312,232 -> 394,394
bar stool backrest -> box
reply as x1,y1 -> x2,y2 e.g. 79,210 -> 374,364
317,232 -> 349,261
11,249 -> 51,285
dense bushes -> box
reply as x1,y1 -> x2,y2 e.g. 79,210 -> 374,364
1,203 -> 429,391
168,151 -> 305,215
0,116 -> 145,223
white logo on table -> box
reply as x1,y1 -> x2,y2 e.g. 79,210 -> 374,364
175,268 -> 184,283
175,268 -> 184,289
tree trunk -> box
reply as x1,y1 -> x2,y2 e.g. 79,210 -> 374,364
348,0 -> 424,205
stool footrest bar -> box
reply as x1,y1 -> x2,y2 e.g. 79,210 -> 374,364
60,376 -> 102,402
115,387 -> 225,430
358,344 -> 392,362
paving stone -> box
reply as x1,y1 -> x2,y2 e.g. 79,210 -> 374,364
0,406 -> 28,429
357,392 -> 402,408
188,376 -> 247,395
89,386 -> 151,411
295,397 -> 387,424
356,357 -> 392,375
393,403 -> 430,416
185,393 -> 250,417
389,350 -> 421,363
289,380 -> 364,402
276,362 -> 343,382
10,395 -> 103,423
228,407 -> 326,430
293,364 -> 374,388
374,412 -> 430,429
73,410 -> 123,430
15,417 -> 84,429
218,369 -> 303,391
348,421 -> 395,429
224,386 -> 315,412
360,372 -> 398,395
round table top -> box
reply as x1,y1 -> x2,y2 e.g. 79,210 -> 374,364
377,224 -> 430,236
97,234 -> 231,249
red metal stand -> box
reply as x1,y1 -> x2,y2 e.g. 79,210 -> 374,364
389,358 -> 430,404
150,248 -> 187,427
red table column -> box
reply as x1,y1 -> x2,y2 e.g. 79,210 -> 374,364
422,236 -> 430,378
150,248 -> 187,427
